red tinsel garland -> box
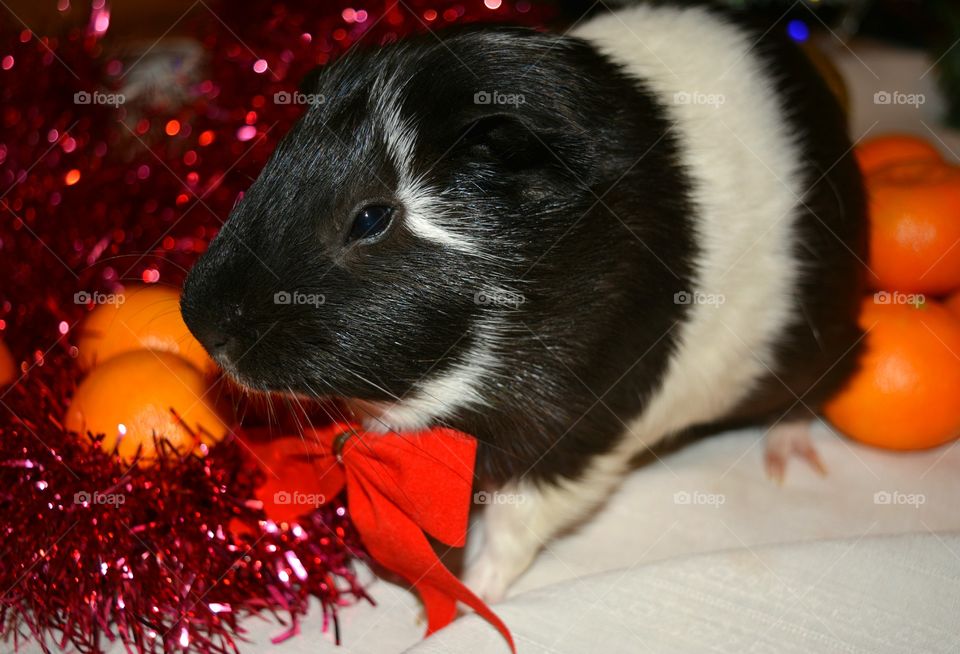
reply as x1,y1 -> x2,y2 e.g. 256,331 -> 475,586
0,1 -> 556,652
0,411 -> 371,653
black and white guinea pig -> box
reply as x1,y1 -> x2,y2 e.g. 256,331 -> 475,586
181,2 -> 866,600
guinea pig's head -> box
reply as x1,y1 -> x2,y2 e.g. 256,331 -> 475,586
181,28 -> 612,429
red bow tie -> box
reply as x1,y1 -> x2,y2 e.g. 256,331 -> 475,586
243,422 -> 514,651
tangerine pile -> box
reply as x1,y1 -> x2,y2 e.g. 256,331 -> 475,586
63,284 -> 229,465
824,134 -> 960,450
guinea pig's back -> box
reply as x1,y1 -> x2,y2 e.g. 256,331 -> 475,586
573,4 -> 866,435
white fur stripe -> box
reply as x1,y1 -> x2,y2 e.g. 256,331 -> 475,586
574,5 -> 803,441
377,89 -> 484,256
398,177 -> 484,255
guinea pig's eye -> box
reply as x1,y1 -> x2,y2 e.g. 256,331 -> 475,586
347,205 -> 394,243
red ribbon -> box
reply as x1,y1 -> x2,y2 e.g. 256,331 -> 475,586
243,422 -> 514,651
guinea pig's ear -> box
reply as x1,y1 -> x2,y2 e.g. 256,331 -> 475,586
455,110 -> 595,185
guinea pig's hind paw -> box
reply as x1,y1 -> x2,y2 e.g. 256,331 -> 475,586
763,421 -> 827,484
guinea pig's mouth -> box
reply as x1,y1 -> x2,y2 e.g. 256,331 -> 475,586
196,326 -> 307,395
207,357 -> 270,395
217,363 -> 270,393
206,345 -> 294,395
216,361 -> 397,431
211,350 -> 341,402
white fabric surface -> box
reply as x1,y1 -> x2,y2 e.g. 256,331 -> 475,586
21,37 -> 960,654
411,532 -> 960,654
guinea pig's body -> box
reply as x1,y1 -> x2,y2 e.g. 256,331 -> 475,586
181,2 -> 865,601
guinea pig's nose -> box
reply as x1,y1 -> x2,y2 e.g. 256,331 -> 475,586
182,300 -> 246,365
205,331 -> 236,358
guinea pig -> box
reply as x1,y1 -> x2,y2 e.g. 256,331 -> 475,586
180,1 -> 866,602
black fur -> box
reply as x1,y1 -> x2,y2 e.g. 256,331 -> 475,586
181,8 -> 865,487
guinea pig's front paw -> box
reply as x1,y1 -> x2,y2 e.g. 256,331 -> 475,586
463,549 -> 512,604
